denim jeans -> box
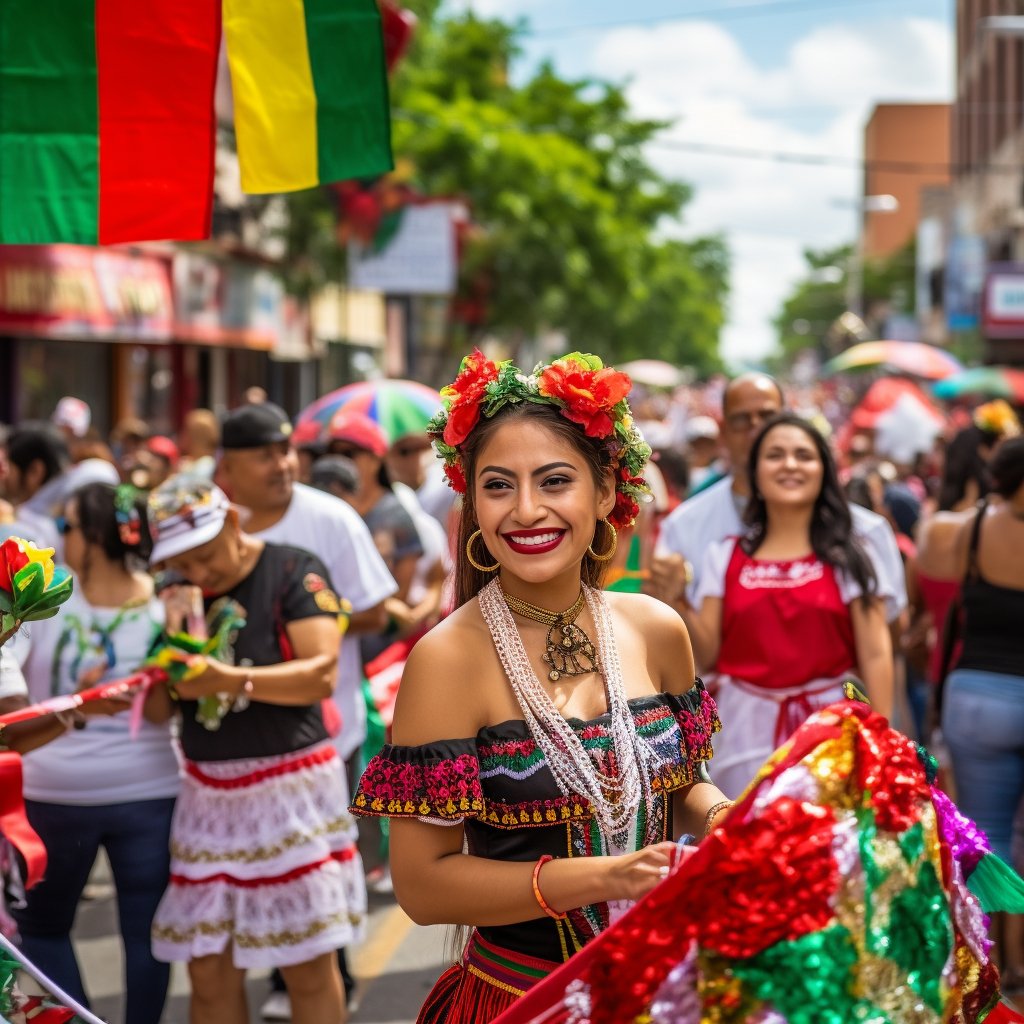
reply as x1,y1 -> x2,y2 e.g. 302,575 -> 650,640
12,796 -> 175,1024
942,668 -> 1024,864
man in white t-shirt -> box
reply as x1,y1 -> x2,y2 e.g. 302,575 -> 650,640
649,374 -> 906,636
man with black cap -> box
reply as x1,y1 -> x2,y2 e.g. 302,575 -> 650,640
217,401 -> 396,1019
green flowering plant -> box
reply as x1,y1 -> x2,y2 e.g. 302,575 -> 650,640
428,349 -> 652,528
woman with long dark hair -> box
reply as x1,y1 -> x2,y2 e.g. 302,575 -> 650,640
13,482 -> 178,1024
350,351 -> 726,1023
679,412 -> 896,798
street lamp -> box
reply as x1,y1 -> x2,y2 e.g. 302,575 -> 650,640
833,194 -> 900,319
978,16 -> 1024,37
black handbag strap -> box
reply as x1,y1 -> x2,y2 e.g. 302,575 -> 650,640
932,499 -> 988,723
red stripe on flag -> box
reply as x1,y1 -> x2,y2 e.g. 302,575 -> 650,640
95,0 -> 221,244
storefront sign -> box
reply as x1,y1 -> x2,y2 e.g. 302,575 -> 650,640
945,235 -> 986,331
983,263 -> 1024,339
348,202 -> 462,295
0,244 -> 173,339
173,252 -> 280,350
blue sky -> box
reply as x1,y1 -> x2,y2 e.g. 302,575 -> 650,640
456,0 -> 955,365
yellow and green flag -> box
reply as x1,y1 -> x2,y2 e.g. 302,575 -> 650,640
224,0 -> 393,195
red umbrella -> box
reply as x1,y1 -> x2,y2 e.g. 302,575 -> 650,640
849,377 -> 943,431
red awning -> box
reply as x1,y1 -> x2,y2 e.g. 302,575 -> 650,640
0,244 -> 173,341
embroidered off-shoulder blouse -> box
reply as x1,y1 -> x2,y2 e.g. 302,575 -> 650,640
351,682 -> 720,962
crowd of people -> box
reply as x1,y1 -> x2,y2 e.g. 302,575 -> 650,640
0,353 -> 1020,1023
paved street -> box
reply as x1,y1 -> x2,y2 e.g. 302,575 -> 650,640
70,856 -> 447,1024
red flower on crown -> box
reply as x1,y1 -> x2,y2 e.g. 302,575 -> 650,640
443,461 -> 467,493
538,357 -> 631,438
440,348 -> 500,447
611,491 -> 640,530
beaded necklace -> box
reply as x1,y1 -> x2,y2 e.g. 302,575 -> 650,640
478,578 -> 656,849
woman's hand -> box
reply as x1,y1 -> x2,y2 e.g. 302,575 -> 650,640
170,657 -> 240,700
75,660 -> 131,718
601,841 -> 679,902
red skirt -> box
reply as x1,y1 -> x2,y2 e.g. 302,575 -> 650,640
418,931 -> 561,1024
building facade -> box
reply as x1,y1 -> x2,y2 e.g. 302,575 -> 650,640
863,103 -> 952,261
953,0 -> 1024,362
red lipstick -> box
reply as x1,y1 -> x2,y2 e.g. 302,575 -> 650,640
501,528 -> 566,555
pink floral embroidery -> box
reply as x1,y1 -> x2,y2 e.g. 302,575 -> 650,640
673,685 -> 721,762
352,752 -> 485,821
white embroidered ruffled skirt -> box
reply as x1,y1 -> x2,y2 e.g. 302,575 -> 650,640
151,741 -> 366,969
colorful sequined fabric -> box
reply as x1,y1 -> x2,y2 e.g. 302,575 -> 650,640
491,700 -> 1024,1024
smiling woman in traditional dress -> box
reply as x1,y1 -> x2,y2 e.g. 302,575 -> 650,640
679,412 -> 897,799
351,351 -> 728,1023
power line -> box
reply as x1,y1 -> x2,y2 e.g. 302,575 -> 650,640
393,108 -> 1013,178
647,137 -> 1019,176
526,0 -> 933,38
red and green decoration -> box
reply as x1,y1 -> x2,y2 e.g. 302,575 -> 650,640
0,538 -> 74,642
496,700 -> 1024,1024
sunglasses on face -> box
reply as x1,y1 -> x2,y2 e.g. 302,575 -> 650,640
725,409 -> 777,432
55,516 -> 79,536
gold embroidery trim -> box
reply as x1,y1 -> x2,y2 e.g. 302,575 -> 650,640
171,816 -> 355,864
465,963 -> 527,998
152,910 -> 365,949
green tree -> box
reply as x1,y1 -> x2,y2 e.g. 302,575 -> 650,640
280,4 -> 728,373
773,240 -> 917,362
389,10 -> 727,371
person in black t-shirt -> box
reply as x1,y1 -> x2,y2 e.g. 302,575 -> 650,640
144,476 -> 364,1024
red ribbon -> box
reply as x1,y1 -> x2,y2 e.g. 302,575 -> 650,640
0,752 -> 46,889
0,667 -> 166,729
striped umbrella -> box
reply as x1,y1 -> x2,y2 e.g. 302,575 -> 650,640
297,379 -> 444,445
933,366 -> 1024,403
824,340 -> 963,380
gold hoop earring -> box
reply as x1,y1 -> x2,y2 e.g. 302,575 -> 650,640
466,529 -> 499,572
587,518 -> 617,562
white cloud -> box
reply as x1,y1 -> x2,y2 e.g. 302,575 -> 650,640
440,6 -> 953,365
588,16 -> 954,365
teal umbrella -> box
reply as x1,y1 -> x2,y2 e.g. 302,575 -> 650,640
933,366 -> 1024,402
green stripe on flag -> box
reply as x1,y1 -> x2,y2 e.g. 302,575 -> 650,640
0,0 -> 99,243
303,0 -> 393,185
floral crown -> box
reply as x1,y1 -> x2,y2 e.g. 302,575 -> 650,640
428,349 -> 652,529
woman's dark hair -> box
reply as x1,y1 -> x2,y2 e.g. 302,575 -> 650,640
937,425 -> 993,511
68,482 -> 153,567
990,436 -> 1024,498
744,413 -> 877,601
454,403 -> 615,608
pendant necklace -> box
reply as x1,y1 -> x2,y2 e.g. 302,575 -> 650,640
479,579 -> 656,850
502,588 -> 598,681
